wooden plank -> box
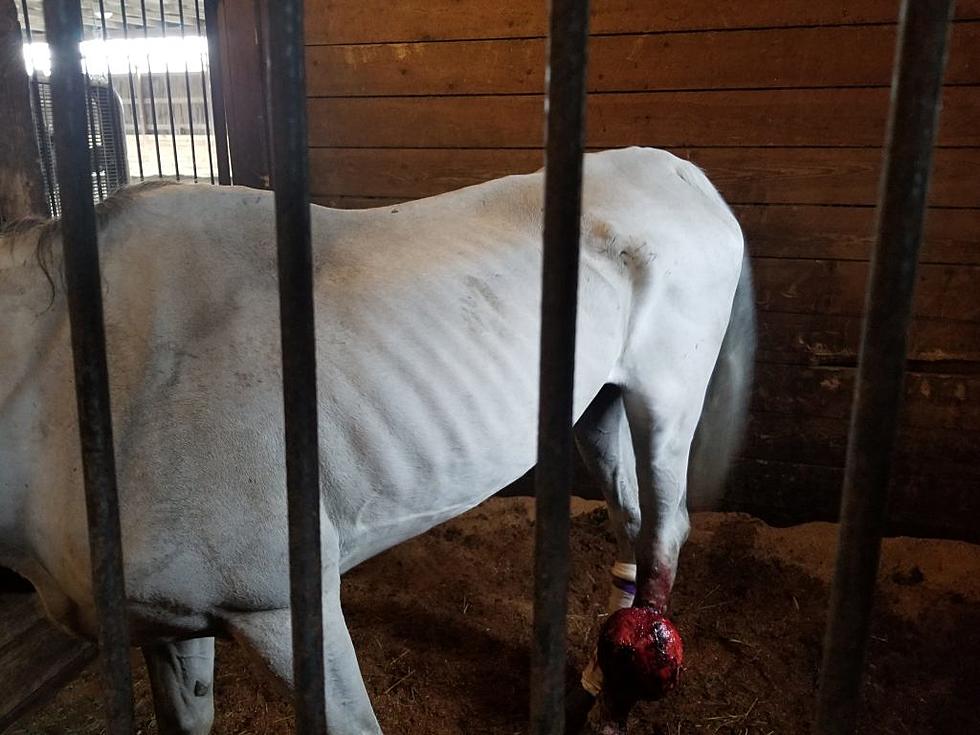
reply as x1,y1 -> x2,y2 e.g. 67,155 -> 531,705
0,594 -> 40,654
751,364 -> 980,430
307,87 -> 979,148
743,413 -> 980,468
306,24 -> 980,97
756,311 -> 980,365
304,0 -> 980,45
308,147 -> 980,208
0,595 -> 96,731
689,147 -> 980,208
309,147 -> 543,198
734,205 -> 980,266
313,194 -> 404,209
752,259 -> 980,321
216,0 -> 271,188
726,458 -> 980,542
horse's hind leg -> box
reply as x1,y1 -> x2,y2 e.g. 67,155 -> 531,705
143,637 -> 215,735
619,384 -> 700,612
575,384 -> 641,609
574,384 -> 641,700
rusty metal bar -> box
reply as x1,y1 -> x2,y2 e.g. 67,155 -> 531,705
203,0 -> 230,184
531,0 -> 591,732
814,2 -> 955,734
42,2 -> 134,733
265,0 -> 327,732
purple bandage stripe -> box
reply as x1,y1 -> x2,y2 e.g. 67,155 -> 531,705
612,577 -> 637,595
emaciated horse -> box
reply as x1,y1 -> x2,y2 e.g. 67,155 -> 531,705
0,147 -> 754,734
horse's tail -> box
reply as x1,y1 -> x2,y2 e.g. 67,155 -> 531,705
687,253 -> 756,511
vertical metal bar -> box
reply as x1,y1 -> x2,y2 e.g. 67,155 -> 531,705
119,0 -> 145,180
157,0 -> 181,179
42,2 -> 134,733
530,0 -> 590,732
139,0 -> 163,176
176,0 -> 198,180
193,0 -> 215,183
814,2 -> 954,734
202,0 -> 230,184
266,0 -> 327,732
19,0 -> 59,216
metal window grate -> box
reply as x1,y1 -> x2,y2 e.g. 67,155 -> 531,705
31,78 -> 129,217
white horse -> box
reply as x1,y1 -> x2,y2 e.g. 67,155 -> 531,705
0,147 -> 754,734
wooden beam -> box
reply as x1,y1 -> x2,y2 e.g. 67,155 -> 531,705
0,593 -> 96,731
0,0 -> 46,223
215,0 -> 270,188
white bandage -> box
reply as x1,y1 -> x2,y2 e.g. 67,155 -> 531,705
582,563 -> 639,695
607,562 -> 637,612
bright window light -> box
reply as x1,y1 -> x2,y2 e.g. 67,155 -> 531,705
23,36 -> 210,77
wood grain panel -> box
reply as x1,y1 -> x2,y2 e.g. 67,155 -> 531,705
307,24 -> 980,97
752,259 -> 979,321
0,595 -> 95,731
727,458 -> 980,541
309,147 -> 980,208
305,0 -> 980,45
756,311 -> 980,365
751,364 -> 980,429
733,205 -> 980,265
679,148 -> 979,207
742,413 -> 980,468
307,87 -> 980,148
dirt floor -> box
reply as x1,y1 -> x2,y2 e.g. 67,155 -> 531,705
11,498 -> 980,734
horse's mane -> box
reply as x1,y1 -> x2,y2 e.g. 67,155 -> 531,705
1,179 -> 180,298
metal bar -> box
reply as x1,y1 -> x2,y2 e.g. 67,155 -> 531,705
814,2 -> 955,734
19,0 -> 59,216
193,0 -> 215,183
42,2 -> 134,733
157,0 -> 181,179
139,0 -> 163,176
265,0 -> 327,732
530,0 -> 590,732
202,0 -> 229,184
118,0 -> 145,180
176,0 -> 198,180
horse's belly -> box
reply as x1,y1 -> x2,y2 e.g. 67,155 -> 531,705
322,269 -> 626,570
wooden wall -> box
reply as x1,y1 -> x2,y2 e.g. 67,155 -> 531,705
296,1 -> 980,540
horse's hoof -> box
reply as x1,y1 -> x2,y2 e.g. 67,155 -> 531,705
597,607 -> 683,702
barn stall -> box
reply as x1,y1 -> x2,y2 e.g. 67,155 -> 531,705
0,1 -> 978,734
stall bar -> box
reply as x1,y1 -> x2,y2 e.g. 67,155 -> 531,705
531,0 -> 591,734
815,1 -> 955,734
265,0 -> 328,732
42,2 -> 134,732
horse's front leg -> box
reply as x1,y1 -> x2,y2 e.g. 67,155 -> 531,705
219,569 -> 382,735
143,636 -> 216,735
